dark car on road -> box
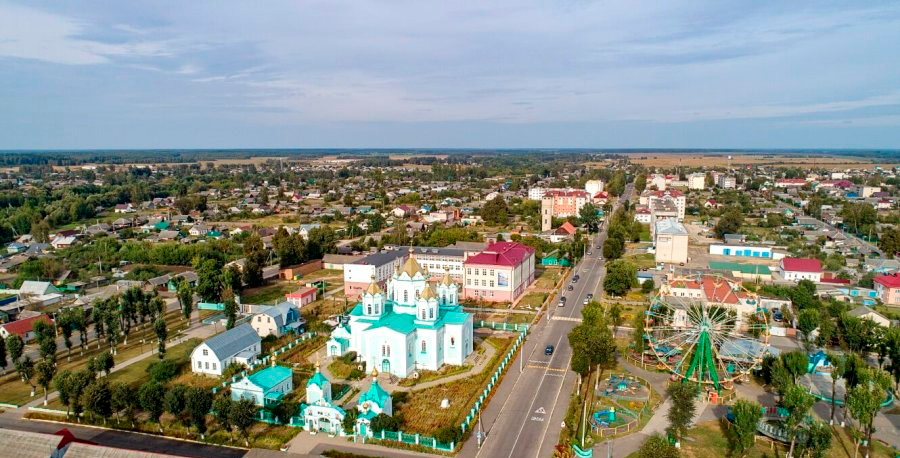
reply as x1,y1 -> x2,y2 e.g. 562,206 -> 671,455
545,345 -> 555,355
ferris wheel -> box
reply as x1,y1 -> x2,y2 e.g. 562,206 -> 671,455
644,274 -> 771,390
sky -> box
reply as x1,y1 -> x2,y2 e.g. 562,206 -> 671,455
1,0 -> 900,149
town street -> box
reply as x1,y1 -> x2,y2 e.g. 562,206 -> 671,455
463,184 -> 633,458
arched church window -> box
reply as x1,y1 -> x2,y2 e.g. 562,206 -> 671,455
381,345 -> 385,356
451,337 -> 456,346
428,307 -> 434,319
421,309 -> 426,320
421,340 -> 426,353
367,305 -> 372,314
403,290 -> 408,303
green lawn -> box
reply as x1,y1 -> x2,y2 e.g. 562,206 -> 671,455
241,281 -> 299,304
623,253 -> 655,269
534,268 -> 564,289
516,292 -> 548,310
108,338 -> 201,385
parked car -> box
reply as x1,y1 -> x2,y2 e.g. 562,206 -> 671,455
586,293 -> 593,299
567,285 -> 574,291
583,298 -> 589,305
545,345 -> 555,355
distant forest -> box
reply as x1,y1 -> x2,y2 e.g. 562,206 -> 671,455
0,148 -> 896,166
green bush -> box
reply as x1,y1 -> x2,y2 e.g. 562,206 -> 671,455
146,359 -> 181,383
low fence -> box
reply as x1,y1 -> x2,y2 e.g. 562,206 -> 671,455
365,429 -> 455,452
459,326 -> 528,434
474,320 -> 529,333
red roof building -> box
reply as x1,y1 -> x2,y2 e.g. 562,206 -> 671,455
875,273 -> 900,305
463,242 -> 536,303
555,221 -> 577,236
780,258 -> 823,283
0,314 -> 53,342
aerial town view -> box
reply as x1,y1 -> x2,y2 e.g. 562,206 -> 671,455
1,2 -> 899,458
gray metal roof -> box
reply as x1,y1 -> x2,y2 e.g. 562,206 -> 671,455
63,442 -> 178,457
0,427 -> 62,458
202,323 -> 260,361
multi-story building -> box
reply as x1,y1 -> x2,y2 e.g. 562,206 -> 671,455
649,174 -> 669,191
774,178 -> 808,188
584,180 -> 605,196
541,189 -> 590,231
344,246 -> 470,298
654,220 -> 688,264
528,187 -> 547,201
640,189 -> 685,221
688,173 -> 706,190
874,273 -> 900,305
716,175 -> 736,189
463,242 -> 535,303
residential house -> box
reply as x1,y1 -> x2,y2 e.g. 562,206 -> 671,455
251,302 -> 305,338
0,314 -> 53,342
285,287 -> 318,308
846,305 -> 890,327
190,323 -> 261,376
780,258 -> 823,282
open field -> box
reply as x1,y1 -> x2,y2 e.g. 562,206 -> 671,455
108,338 -> 200,386
393,336 -> 515,435
626,153 -> 892,169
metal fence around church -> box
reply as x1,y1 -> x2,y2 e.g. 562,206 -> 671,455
460,324 -> 529,435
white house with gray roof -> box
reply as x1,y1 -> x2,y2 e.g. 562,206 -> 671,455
190,323 -> 261,376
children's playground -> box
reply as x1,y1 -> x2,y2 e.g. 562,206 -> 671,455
589,373 -> 654,435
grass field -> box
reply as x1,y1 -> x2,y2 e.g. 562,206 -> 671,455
534,268 -> 564,289
242,281 -> 300,304
627,153 -> 885,169
108,338 -> 201,386
393,336 -> 515,435
623,253 -> 656,270
516,292 -> 548,310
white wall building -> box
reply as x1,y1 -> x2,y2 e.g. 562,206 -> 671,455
584,180 -> 605,196
688,173 -> 706,190
190,323 -> 261,376
654,220 -> 689,264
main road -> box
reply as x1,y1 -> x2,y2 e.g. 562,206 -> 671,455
462,183 -> 633,458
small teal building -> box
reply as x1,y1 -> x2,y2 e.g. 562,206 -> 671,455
300,365 -> 346,435
231,365 -> 293,407
355,375 -> 393,437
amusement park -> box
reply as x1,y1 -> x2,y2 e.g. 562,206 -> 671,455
565,273 -> 900,458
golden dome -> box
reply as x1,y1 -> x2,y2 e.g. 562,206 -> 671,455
364,274 -> 383,295
420,284 -> 438,300
440,269 -> 454,286
399,247 -> 425,277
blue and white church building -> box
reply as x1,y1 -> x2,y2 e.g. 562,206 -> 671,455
329,248 -> 474,378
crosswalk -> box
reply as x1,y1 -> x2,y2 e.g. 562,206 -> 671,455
550,316 -> 582,322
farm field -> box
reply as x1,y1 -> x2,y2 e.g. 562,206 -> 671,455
626,152 -> 888,169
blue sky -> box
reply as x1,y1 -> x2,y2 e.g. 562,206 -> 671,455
2,0 -> 899,149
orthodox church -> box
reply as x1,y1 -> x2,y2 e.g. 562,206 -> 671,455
328,248 -> 474,378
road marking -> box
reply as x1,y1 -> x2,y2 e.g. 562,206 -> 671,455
551,316 -> 582,322
535,407 -> 546,414
530,416 -> 544,422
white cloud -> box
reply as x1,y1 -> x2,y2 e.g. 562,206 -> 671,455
0,2 -> 172,65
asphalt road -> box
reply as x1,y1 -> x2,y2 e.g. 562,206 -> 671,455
466,184 -> 633,458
